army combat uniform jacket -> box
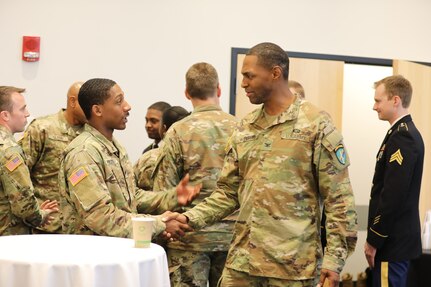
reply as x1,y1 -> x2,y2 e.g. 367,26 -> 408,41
153,104 -> 238,252
134,145 -> 160,190
19,109 -> 83,232
0,125 -> 45,235
59,124 -> 179,238
367,115 -> 424,261
184,98 -> 357,280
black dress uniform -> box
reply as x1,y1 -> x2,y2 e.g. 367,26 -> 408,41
367,115 -> 424,286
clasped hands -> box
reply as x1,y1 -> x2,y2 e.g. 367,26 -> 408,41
160,211 -> 191,240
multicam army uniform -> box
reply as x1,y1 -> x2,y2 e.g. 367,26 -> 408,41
184,98 -> 357,283
19,109 -> 83,233
134,145 -> 160,190
153,105 -> 238,287
59,124 -> 179,237
0,125 -> 46,235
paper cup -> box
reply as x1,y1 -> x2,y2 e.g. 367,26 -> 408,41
132,217 -> 155,248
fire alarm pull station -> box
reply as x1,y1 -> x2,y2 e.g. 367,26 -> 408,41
22,36 -> 40,62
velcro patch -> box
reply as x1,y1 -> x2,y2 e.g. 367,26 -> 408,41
389,149 -> 403,165
69,167 -> 88,186
5,154 -> 23,172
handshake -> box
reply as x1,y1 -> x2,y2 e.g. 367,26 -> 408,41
160,211 -> 192,240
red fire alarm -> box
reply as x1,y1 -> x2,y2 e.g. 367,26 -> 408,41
22,36 -> 40,62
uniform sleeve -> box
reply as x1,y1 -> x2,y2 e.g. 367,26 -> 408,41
62,150 -> 165,238
314,122 -> 358,274
0,147 -> 43,227
366,130 -> 418,248
19,121 -> 44,170
133,150 -> 156,190
184,138 -> 240,229
153,128 -> 184,191
135,187 -> 178,215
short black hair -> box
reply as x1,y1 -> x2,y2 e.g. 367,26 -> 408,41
162,106 -> 190,130
247,42 -> 290,80
148,101 -> 171,112
78,78 -> 116,120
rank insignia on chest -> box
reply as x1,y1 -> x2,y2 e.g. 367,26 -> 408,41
5,154 -> 23,172
69,167 -> 88,186
389,149 -> 403,165
262,139 -> 273,151
335,144 -> 346,165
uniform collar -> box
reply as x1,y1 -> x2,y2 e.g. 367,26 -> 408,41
390,114 -> 410,128
84,124 -> 122,156
192,104 -> 222,114
0,125 -> 13,139
250,97 -> 301,127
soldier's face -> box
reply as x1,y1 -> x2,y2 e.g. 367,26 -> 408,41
241,55 -> 273,105
145,109 -> 162,140
373,84 -> 396,123
7,92 -> 30,133
101,84 -> 131,130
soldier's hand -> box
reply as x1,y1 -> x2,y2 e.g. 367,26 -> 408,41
175,174 -> 201,206
161,211 -> 192,240
40,200 -> 59,214
39,200 -> 59,226
364,241 -> 377,268
317,268 -> 339,287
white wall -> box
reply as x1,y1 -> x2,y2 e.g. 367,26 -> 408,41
1,0 -> 430,162
1,0 -> 430,278
341,64 -> 392,278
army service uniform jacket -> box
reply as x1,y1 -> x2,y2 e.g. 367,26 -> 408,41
59,124 -> 179,238
19,109 -> 83,232
153,104 -> 238,252
0,125 -> 45,235
184,98 -> 357,280
367,115 -> 424,261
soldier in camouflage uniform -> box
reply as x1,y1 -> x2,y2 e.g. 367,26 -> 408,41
165,43 -> 357,287
134,106 -> 189,190
59,78 -> 200,238
153,63 -> 238,287
19,82 -> 86,233
0,86 -> 58,235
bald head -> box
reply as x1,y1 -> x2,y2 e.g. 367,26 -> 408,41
65,81 -> 86,125
67,82 -> 83,100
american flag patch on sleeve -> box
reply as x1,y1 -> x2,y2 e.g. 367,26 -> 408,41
5,154 -> 23,172
69,167 -> 88,186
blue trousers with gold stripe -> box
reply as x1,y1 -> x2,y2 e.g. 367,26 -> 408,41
372,260 -> 410,287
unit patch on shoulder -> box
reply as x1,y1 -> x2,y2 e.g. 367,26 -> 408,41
389,149 -> 403,165
335,144 -> 346,165
69,167 -> 88,186
5,154 -> 23,172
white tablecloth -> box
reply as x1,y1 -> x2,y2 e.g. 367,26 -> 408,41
0,234 -> 170,287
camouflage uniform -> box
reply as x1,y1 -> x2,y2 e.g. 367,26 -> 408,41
59,124 -> 179,238
184,98 -> 358,283
153,105 -> 238,287
19,109 -> 83,233
0,125 -> 46,235
134,145 -> 160,190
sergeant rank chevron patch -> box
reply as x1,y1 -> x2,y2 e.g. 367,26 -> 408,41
389,149 -> 403,165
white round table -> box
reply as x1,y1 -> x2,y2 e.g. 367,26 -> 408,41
0,234 -> 170,287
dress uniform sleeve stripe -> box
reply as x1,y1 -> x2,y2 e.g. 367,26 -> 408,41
370,227 -> 388,238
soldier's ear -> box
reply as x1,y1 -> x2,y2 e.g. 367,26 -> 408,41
92,105 -> 103,117
0,110 -> 10,122
272,65 -> 283,81
393,95 -> 402,107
